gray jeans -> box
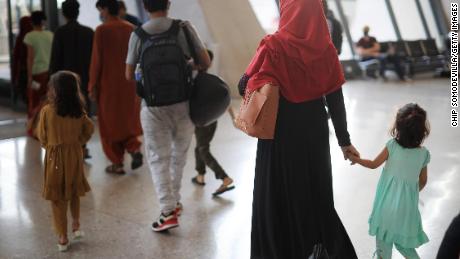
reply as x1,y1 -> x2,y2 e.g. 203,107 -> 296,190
140,101 -> 194,214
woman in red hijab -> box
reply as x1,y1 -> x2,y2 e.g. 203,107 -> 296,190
11,16 -> 33,105
239,0 -> 359,257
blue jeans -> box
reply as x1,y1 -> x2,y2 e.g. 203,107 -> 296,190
375,239 -> 420,259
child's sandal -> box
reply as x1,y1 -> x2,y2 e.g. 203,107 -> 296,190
57,242 -> 69,252
73,230 -> 84,240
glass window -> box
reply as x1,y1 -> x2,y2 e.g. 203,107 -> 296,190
326,0 -> 352,60
346,0 -> 397,42
390,0 -> 426,40
0,0 -> 12,81
0,0 -> 38,82
420,0 -> 444,49
334,0 -> 398,60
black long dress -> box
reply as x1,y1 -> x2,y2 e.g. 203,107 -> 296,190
248,86 -> 358,259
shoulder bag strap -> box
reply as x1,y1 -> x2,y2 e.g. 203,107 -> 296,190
180,21 -> 198,62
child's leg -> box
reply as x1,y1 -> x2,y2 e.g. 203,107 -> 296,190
51,200 -> 68,240
201,146 -> 228,180
194,145 -> 206,175
70,195 -> 80,231
376,238 -> 393,259
195,122 -> 228,180
395,243 -> 420,259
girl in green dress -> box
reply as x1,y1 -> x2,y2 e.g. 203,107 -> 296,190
349,103 -> 430,259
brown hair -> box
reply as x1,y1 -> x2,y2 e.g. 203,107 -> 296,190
390,103 -> 430,148
48,71 -> 86,118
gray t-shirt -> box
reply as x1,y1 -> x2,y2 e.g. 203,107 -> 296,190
126,17 -> 207,66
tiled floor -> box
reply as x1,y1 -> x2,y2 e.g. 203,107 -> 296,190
0,106 -> 27,140
0,78 -> 458,259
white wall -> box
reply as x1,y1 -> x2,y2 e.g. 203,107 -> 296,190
391,0 -> 427,40
76,1 -> 102,29
420,0 -> 444,47
349,0 -> 397,42
168,0 -> 216,74
72,0 -> 141,30
168,0 -> 213,47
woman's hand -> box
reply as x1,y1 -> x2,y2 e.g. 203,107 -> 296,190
341,145 -> 360,164
348,154 -> 361,164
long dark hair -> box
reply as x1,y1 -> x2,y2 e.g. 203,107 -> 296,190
48,71 -> 86,118
390,103 -> 430,148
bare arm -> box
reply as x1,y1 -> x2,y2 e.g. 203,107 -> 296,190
419,167 -> 428,191
349,147 -> 388,169
125,64 -> 135,81
195,49 -> 211,71
356,42 -> 381,57
88,28 -> 102,101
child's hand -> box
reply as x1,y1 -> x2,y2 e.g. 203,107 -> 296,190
341,145 -> 360,165
348,154 -> 360,165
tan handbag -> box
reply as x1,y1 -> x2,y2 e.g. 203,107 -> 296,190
235,84 -> 279,139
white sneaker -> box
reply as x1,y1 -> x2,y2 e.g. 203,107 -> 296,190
57,242 -> 69,252
73,230 -> 85,240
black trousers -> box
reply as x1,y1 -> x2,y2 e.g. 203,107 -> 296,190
437,213 -> 460,259
379,55 -> 405,79
362,55 -> 406,80
194,121 -> 227,180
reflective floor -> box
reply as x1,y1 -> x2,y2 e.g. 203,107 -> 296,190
0,78 -> 458,259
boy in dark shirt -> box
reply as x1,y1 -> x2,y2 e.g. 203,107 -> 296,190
192,50 -> 235,196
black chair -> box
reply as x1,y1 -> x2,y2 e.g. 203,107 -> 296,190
421,39 -> 441,56
407,40 -> 425,58
421,39 -> 448,71
393,41 -> 410,58
406,40 -> 431,76
379,42 -> 391,53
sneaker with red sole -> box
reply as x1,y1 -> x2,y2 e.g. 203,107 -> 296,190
151,212 -> 179,232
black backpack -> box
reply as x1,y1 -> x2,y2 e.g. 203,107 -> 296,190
134,20 -> 193,107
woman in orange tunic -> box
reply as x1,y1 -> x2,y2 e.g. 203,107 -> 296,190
89,0 -> 143,174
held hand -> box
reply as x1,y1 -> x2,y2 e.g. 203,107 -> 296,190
348,154 -> 361,165
341,145 -> 360,165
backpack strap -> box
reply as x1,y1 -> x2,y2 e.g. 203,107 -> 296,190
134,26 -> 150,43
168,19 -> 182,36
180,21 -> 198,62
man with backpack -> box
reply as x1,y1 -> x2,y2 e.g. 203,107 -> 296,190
125,0 -> 210,232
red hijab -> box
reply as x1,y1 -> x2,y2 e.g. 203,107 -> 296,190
244,0 -> 345,103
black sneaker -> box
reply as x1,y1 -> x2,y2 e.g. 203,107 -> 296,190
130,152 -> 143,170
151,212 -> 179,232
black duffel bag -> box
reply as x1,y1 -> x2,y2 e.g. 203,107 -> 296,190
189,72 -> 231,127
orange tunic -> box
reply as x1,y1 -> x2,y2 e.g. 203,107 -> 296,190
88,18 -> 142,163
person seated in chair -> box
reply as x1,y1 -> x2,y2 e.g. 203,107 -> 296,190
356,26 -> 408,81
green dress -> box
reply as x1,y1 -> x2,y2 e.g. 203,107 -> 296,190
369,139 -> 430,248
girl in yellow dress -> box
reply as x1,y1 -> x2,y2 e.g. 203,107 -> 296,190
37,71 -> 94,251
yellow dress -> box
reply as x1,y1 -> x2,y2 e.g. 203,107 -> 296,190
37,104 -> 94,201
